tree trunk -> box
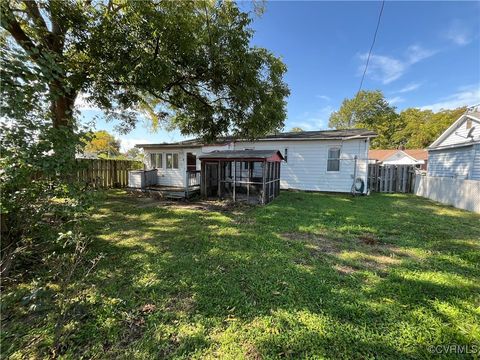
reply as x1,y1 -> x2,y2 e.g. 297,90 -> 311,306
50,81 -> 77,129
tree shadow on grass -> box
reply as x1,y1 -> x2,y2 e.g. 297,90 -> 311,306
5,190 -> 479,359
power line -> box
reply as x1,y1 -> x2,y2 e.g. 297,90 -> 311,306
356,0 -> 385,96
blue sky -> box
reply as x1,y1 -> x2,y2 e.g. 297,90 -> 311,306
77,1 -> 480,150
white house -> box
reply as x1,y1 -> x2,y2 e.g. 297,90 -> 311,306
134,129 -> 376,194
369,149 -> 428,170
414,107 -> 480,213
427,108 -> 480,180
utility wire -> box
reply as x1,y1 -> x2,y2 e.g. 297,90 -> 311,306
356,0 -> 385,96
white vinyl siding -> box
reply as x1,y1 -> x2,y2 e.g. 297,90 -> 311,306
140,139 -> 370,193
234,139 -> 369,193
144,149 -> 185,187
437,117 -> 480,147
427,146 -> 475,179
471,144 -> 480,180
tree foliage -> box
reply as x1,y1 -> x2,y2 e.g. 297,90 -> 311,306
1,0 -> 289,141
393,107 -> 466,148
83,130 -> 120,158
329,90 -> 466,149
290,127 -> 304,132
328,90 -> 401,148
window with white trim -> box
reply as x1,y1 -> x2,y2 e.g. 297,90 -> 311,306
150,153 -> 162,169
327,147 -> 340,172
166,153 -> 179,169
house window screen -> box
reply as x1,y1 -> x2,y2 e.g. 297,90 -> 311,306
327,148 -> 340,171
150,153 -> 162,169
166,153 -> 179,169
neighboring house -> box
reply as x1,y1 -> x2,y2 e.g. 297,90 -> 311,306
135,129 -> 376,194
427,108 -> 480,180
369,149 -> 428,170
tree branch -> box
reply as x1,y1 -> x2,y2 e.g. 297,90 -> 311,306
1,4 -> 41,61
23,1 -> 49,33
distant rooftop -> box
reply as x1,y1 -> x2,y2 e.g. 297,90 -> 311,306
369,149 -> 428,161
136,128 -> 377,148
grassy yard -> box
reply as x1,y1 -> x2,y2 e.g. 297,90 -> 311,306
2,190 -> 480,359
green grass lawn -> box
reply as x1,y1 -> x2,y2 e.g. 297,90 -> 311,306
2,190 -> 480,359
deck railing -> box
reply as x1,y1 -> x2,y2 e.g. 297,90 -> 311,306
185,170 -> 201,197
186,170 -> 201,188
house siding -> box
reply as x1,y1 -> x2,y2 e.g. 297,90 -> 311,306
144,149 -> 186,187
427,146 -> 474,179
140,138 -> 370,193
436,117 -> 480,147
472,144 -> 480,180
233,138 -> 369,193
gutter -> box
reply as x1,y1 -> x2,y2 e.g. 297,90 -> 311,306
428,140 -> 480,152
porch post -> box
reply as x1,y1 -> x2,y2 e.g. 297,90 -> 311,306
261,160 -> 266,205
233,161 -> 236,202
200,161 -> 206,197
218,161 -> 222,198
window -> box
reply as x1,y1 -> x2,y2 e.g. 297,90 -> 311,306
466,119 -> 472,129
284,148 -> 288,162
166,153 -> 179,169
150,153 -> 162,169
327,148 -> 340,171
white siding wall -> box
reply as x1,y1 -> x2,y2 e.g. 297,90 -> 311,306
232,139 -> 369,193
471,144 -> 480,180
437,118 -> 480,147
427,146 -> 474,179
141,138 -> 370,193
144,148 -> 187,187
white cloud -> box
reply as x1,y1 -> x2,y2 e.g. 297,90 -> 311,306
406,45 -> 437,64
396,82 -> 421,94
386,96 -> 405,105
420,85 -> 480,112
119,137 -> 150,152
315,95 -> 331,101
445,20 -> 473,46
359,45 -> 436,84
290,106 -> 334,131
360,54 -> 406,84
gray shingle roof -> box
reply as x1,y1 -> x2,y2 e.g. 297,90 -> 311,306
136,129 -> 376,148
199,150 -> 284,161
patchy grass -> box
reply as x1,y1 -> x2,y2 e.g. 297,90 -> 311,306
2,190 -> 480,359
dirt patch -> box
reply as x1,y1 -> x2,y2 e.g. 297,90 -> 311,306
244,343 -> 263,360
358,233 -> 379,245
281,232 -> 340,255
334,264 -> 357,275
165,293 -> 195,313
119,303 -> 158,346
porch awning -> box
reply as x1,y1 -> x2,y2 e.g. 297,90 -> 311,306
199,150 -> 284,162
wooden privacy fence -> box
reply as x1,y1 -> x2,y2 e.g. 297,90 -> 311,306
76,159 -> 143,188
368,164 -> 416,193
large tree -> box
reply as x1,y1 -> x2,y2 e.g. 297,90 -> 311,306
1,0 -> 289,142
328,90 -> 402,148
